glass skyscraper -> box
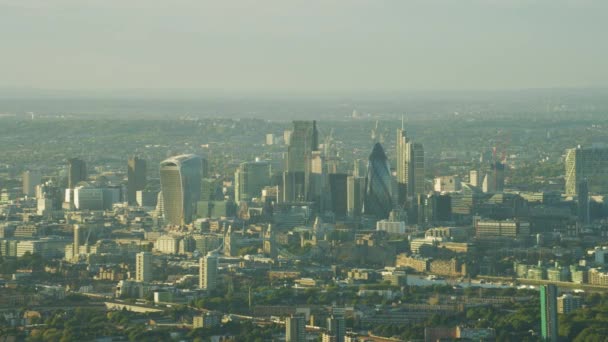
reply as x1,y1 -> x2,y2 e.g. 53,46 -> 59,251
160,154 -> 202,226
364,143 -> 393,219
127,157 -> 147,205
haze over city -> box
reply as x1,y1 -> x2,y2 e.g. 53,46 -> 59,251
1,0 -> 607,95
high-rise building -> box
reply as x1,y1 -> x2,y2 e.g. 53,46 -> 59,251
160,154 -> 202,226
408,142 -> 425,199
266,133 -> 274,145
136,251 -> 152,282
469,170 -> 480,187
347,176 -> 365,218
329,173 -> 348,217
353,159 -> 367,178
565,145 -> 608,195
287,121 -> 318,173
283,121 -> 319,203
68,158 -> 87,188
199,254 -> 218,291
364,143 -> 393,219
127,157 -> 147,205
22,170 -> 41,197
540,284 -> 558,342
396,127 -> 409,206
327,314 -> 346,342
285,315 -> 306,342
396,128 -> 425,206
234,160 -> 271,203
482,162 -> 505,193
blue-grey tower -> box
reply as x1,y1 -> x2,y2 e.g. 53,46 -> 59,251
364,143 -> 393,219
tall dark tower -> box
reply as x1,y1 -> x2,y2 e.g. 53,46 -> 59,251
364,143 -> 393,219
68,158 -> 87,188
128,157 -> 147,205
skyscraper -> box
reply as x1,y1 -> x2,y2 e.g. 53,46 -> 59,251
396,127 -> 425,206
565,145 -> 608,195
285,315 -> 306,342
540,284 -> 558,342
327,314 -> 346,342
283,121 -> 319,203
136,251 -> 152,282
199,254 -> 218,291
127,157 -> 147,205
396,127 -> 408,206
347,176 -> 365,218
234,160 -> 271,203
408,142 -> 425,199
68,158 -> 87,188
160,154 -> 202,226
329,173 -> 348,217
286,121 -> 318,173
22,170 -> 41,197
364,143 -> 393,219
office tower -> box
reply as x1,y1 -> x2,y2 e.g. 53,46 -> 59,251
364,143 -> 393,219
578,179 -> 590,224
199,254 -> 218,290
565,145 -> 608,195
234,160 -> 271,203
329,173 -> 348,217
266,133 -> 274,145
347,176 -> 365,218
73,185 -> 104,210
284,130 -> 292,146
135,251 -> 152,282
327,314 -> 346,342
396,127 -> 409,206
287,121 -> 318,173
160,154 -> 202,226
283,121 -> 319,203
68,158 -> 87,188
469,170 -> 480,187
127,157 -> 147,205
22,170 -> 41,197
491,161 -> 505,192
353,159 -> 367,178
285,315 -> 306,342
282,171 -> 307,203
396,127 -> 425,206
540,284 -> 558,342
408,142 -> 425,199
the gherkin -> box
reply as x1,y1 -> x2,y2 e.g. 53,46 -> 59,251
364,143 -> 393,219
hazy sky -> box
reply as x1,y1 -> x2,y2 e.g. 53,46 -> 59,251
1,0 -> 607,94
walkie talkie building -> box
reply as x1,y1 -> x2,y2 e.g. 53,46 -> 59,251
160,154 -> 202,226
364,143 -> 393,219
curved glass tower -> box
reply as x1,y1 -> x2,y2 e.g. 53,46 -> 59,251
160,154 -> 202,226
364,143 -> 393,219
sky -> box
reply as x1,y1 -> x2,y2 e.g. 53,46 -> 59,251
0,0 -> 607,94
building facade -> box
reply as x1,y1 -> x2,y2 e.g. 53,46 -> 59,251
160,154 -> 202,226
